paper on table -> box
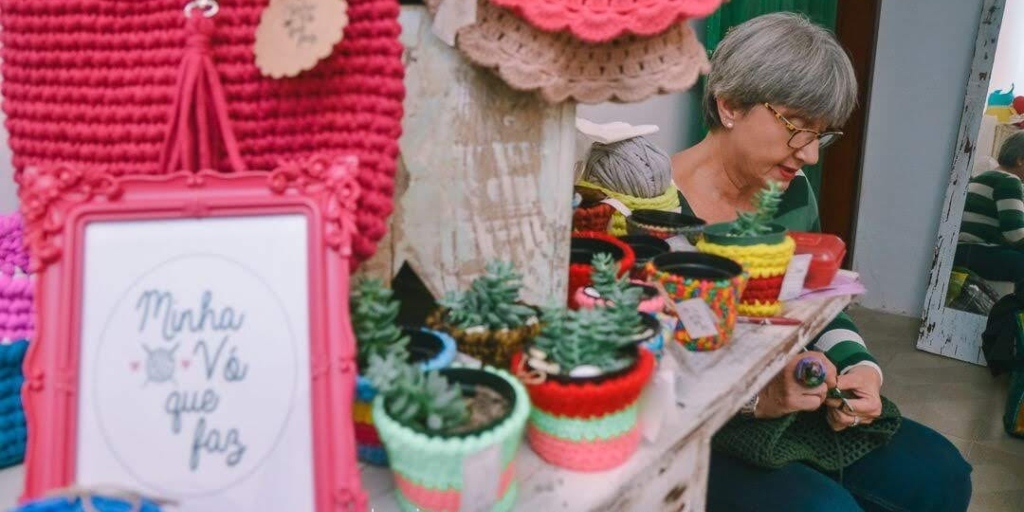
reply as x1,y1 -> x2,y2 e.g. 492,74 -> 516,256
795,269 -> 866,301
639,369 -> 675,443
460,443 -> 502,512
778,254 -> 813,301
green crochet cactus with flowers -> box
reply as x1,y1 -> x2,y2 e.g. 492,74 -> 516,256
730,180 -> 784,236
364,350 -> 469,433
533,301 -> 639,375
350,278 -> 409,371
438,260 -> 536,330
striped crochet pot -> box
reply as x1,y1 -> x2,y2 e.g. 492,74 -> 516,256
512,347 -> 655,471
646,252 -> 748,351
354,327 -> 457,466
373,366 -> 530,512
697,223 -> 796,318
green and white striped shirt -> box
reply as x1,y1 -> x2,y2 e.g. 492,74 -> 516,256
959,170 -> 1024,247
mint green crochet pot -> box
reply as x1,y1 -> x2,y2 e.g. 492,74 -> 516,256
373,366 -> 530,512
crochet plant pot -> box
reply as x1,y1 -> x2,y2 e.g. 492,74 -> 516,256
572,203 -> 615,233
512,347 -> 655,471
625,209 -> 706,246
568,232 -> 635,309
373,367 -> 530,512
355,327 -> 458,466
616,235 -> 671,280
426,307 -> 541,369
646,252 -> 747,351
574,281 -> 664,315
697,223 -> 796,318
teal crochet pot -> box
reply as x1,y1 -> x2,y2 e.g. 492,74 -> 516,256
373,366 -> 530,512
0,339 -> 27,470
355,327 -> 457,466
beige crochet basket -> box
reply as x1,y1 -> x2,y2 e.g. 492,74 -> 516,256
448,0 -> 710,104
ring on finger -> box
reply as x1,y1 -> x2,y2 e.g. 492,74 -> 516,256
852,415 -> 861,427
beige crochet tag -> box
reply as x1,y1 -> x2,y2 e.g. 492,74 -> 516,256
254,0 -> 348,79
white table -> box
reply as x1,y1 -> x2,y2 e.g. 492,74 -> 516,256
0,296 -> 850,512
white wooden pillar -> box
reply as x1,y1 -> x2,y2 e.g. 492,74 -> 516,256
361,7 -> 577,306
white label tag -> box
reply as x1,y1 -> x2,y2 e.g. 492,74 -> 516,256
600,197 -> 633,218
639,370 -> 675,443
778,254 -> 813,301
454,352 -> 484,369
432,0 -> 477,47
665,235 -> 696,252
674,299 -> 719,339
460,443 -> 502,512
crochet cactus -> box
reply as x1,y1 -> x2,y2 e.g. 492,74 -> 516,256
730,181 -> 784,236
364,351 -> 469,433
438,261 -> 536,330
351,278 -> 409,370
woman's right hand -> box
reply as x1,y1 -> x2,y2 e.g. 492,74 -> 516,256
754,351 -> 837,419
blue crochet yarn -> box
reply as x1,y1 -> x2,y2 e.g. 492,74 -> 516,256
357,444 -> 389,466
641,329 -> 664,361
0,339 -> 27,470
12,495 -> 164,512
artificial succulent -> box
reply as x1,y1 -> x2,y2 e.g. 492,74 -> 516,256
730,180 -> 784,237
438,260 -> 536,330
532,304 -> 638,376
587,252 -> 644,336
350,278 -> 409,370
364,350 -> 469,433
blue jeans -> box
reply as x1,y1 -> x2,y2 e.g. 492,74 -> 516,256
707,418 -> 973,511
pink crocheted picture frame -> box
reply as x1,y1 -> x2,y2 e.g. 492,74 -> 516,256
17,158 -> 366,510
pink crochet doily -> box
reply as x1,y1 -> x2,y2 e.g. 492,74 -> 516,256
456,1 -> 710,104
488,0 -> 725,43
0,0 -> 406,264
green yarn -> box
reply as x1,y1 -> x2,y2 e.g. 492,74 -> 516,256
373,366 -> 530,491
712,397 -> 901,472
529,403 -> 638,442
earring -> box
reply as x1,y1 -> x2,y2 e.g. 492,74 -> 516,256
725,121 -> 734,129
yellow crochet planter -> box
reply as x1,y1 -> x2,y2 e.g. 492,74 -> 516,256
697,223 -> 796,317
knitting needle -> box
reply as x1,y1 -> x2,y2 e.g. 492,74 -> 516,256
737,316 -> 803,326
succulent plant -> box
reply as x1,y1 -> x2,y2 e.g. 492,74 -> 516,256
730,180 -> 784,236
587,253 -> 644,336
350,278 -> 409,371
437,261 -> 537,330
364,350 -> 469,433
532,304 -> 638,375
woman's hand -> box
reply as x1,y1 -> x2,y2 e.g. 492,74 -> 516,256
755,351 -> 837,419
824,365 -> 883,431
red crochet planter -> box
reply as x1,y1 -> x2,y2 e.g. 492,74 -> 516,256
743,275 -> 785,304
573,203 -> 615,233
0,0 -> 406,266
568,231 -> 635,309
512,347 -> 655,419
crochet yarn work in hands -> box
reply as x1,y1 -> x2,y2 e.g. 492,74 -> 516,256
0,0 -> 406,264
456,0 -> 710,104
488,0 -> 725,43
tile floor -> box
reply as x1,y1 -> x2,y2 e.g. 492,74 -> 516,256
846,306 -> 1024,512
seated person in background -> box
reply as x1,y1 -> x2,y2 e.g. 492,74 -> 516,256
955,131 -> 1024,292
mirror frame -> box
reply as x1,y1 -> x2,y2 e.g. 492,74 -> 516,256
918,0 -> 1007,365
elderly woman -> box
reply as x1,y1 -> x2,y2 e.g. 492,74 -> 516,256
954,131 -> 1024,291
673,13 -> 973,512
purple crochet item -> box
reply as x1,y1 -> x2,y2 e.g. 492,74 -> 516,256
0,214 -> 28,276
0,273 -> 33,342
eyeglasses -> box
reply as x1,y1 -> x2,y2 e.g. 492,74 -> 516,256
763,103 -> 843,150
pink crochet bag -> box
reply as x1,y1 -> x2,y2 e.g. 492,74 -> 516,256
0,0 -> 406,265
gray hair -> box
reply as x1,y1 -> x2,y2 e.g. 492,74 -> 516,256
703,12 -> 858,130
998,132 -> 1024,169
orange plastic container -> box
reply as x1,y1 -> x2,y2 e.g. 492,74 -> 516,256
790,232 -> 847,289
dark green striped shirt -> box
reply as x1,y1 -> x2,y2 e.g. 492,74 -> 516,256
677,173 -> 881,379
958,170 -> 1024,247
